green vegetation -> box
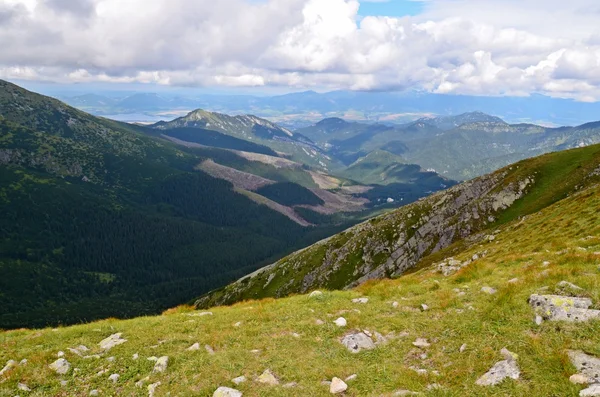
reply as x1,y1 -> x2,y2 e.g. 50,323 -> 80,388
1,177 -> 599,396
256,182 -> 325,206
0,80 -> 350,329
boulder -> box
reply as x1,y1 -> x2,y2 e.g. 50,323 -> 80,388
330,377 -> 348,394
529,294 -> 600,322
99,333 -> 127,350
341,332 -> 376,353
257,369 -> 279,385
49,358 -> 71,375
153,356 -> 169,373
213,387 -> 243,397
581,384 -> 600,397
568,351 -> 600,384
475,348 -> 520,386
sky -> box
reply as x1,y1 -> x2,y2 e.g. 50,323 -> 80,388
1,0 -> 600,101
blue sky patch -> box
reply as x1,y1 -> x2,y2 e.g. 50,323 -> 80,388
359,0 -> 424,18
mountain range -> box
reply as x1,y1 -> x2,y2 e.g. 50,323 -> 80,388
0,80 -> 451,329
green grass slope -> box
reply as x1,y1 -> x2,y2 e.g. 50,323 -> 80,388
1,171 -> 599,396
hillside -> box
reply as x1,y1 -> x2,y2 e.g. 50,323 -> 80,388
197,143 -> 600,308
300,112 -> 600,180
153,109 -> 342,171
1,157 -> 599,396
0,80 -> 352,329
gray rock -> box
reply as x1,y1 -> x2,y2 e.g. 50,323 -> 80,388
341,332 -> 376,353
148,381 -> 161,397
569,351 -> 600,383
330,377 -> 348,394
345,374 -> 357,382
188,311 -> 213,317
49,358 -> 70,375
351,297 -> 369,304
460,344 -> 467,353
421,304 -> 429,311
0,360 -> 17,377
99,333 -> 127,350
283,382 -> 298,388
309,291 -> 323,298
17,383 -> 31,392
108,373 -> 120,383
475,348 -> 520,386
152,356 -> 169,373
19,359 -> 28,366
187,343 -> 200,351
530,294 -> 600,322
412,338 -> 430,348
213,387 -> 243,397
581,384 -> 600,397
393,390 -> 419,396
481,286 -> 497,295
90,390 -> 99,396
257,369 -> 279,385
232,376 -> 247,385
535,315 -> 543,325
334,317 -> 347,327
315,319 -> 325,325
558,281 -> 584,291
571,374 -> 593,384
133,353 -> 139,360
205,345 -> 215,355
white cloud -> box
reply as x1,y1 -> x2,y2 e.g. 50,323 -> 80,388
1,0 -> 600,101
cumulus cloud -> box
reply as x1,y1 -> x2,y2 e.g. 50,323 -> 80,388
1,0 -> 600,100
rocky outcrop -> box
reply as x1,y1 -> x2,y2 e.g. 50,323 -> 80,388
196,164 -> 536,309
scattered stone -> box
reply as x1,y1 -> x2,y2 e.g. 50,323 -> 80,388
60,380 -> 68,387
309,291 -> 323,298
187,343 -> 201,351
17,383 -> 31,392
421,304 -> 429,311
481,286 -> 497,295
152,356 -> 169,373
0,360 -> 17,377
460,344 -> 467,353
392,301 -> 399,308
345,374 -> 357,382
330,377 -> 348,394
427,383 -> 442,390
352,297 -> 369,304
83,355 -> 101,360
542,261 -> 551,267
475,348 -> 520,386
232,376 -> 247,385
213,386 -> 243,397
315,319 -> 325,325
19,359 -> 28,366
205,345 -> 216,355
257,369 -> 279,385
334,317 -> 347,327
147,356 -> 158,361
188,311 -> 213,317
570,374 -> 593,384
392,390 -> 419,396
68,348 -> 83,356
568,351 -> 600,383
508,278 -> 519,284
412,338 -> 430,348
233,322 -> 242,327
292,333 -> 301,338
135,377 -> 149,388
49,358 -> 70,375
57,351 -> 65,358
580,384 -> 600,397
109,373 -> 120,383
283,382 -> 298,388
250,350 -> 261,354
557,280 -> 584,291
133,353 -> 139,360
99,333 -> 127,350
148,381 -> 161,397
106,356 -> 115,362
90,390 -> 99,396
529,294 -> 600,322
410,366 -> 428,375
341,332 -> 376,353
